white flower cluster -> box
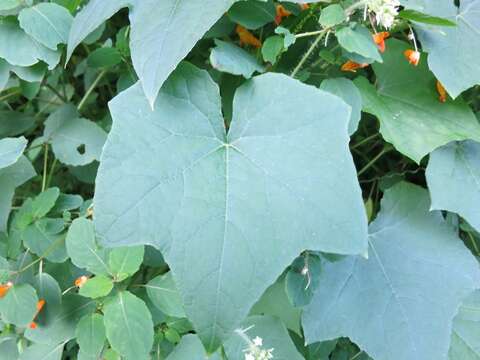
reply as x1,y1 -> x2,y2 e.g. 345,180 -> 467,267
243,336 -> 274,360
367,0 -> 401,29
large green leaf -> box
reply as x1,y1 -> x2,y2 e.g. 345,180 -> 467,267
224,315 -> 304,360
76,313 -> 106,359
0,283 -> 38,327
94,62 -> 368,350
303,182 -> 480,360
406,0 -> 480,98
0,156 -> 36,232
18,3 -> 73,50
103,291 -> 154,360
426,140 -> 480,232
0,136 -> 27,169
354,39 -> 480,163
449,290 -> 480,359
0,19 -> 60,70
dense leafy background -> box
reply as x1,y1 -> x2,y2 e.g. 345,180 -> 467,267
0,0 -> 480,359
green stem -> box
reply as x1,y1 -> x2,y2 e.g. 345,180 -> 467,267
46,158 -> 58,189
78,69 -> 107,111
358,147 -> 392,176
467,232 -> 480,255
350,133 -> 381,150
291,29 -> 329,78
0,90 -> 20,103
41,143 -> 49,192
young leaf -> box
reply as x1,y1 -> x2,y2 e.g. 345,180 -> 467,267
65,218 -> 110,275
354,39 -> 480,163
76,313 -> 106,359
210,40 -> 265,78
320,78 -> 362,136
426,140 -> 480,232
146,272 -> 186,318
303,182 -> 480,360
103,291 -> 154,360
94,62 -> 368,350
0,136 -> 28,169
408,0 -> 480,97
18,3 -> 73,50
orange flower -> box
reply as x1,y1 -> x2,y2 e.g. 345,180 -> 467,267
404,49 -> 420,66
0,282 -> 13,298
29,299 -> 46,329
436,80 -> 447,103
299,3 -> 309,10
373,32 -> 390,53
275,5 -> 292,25
74,275 -> 89,288
236,25 -> 262,48
341,61 -> 369,72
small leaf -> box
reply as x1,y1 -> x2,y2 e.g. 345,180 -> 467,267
261,35 -> 284,64
18,3 -> 73,50
79,275 -> 113,299
336,25 -> 382,63
0,137 -> 28,170
319,4 -> 346,28
104,291 -> 154,360
108,246 -> 144,281
399,9 -> 456,26
0,284 -> 38,327
210,39 -> 264,78
76,313 -> 106,359
146,272 -> 186,318
87,47 -> 122,68
426,140 -> 480,232
285,253 -> 322,307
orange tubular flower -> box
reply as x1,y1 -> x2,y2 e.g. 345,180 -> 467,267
236,25 -> 262,48
373,32 -> 390,53
436,80 -> 447,103
404,49 -> 420,66
29,299 -> 46,329
0,282 -> 13,298
341,61 -> 369,72
74,275 -> 89,288
275,5 -> 292,25
299,3 -> 309,10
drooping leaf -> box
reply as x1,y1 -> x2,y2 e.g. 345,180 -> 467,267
25,294 -> 96,345
210,39 -> 264,78
449,290 -> 480,359
354,39 -> 480,163
405,0 -> 480,98
18,3 -> 73,50
146,272 -> 186,318
43,104 -> 107,166
303,182 -> 480,360
227,0 -> 276,30
0,136 -> 27,169
224,315 -> 304,360
320,78 -> 362,135
336,25 -> 382,63
79,275 -> 113,299
0,19 -> 60,70
0,156 -> 36,232
95,62 -> 367,350
426,140 -> 480,232
103,291 -> 154,360
65,218 -> 110,275
108,245 -> 144,281
0,283 -> 38,327
76,313 -> 106,359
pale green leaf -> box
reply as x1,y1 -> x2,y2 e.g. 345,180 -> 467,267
0,0 -> 21,11
449,290 -> 480,359
303,182 -> 480,360
25,294 -> 96,345
320,78 -> 362,135
224,315 -> 303,360
0,20 -> 60,69
18,3 -> 73,50
95,62 -> 367,350
0,136 -> 27,169
108,245 -> 144,281
65,218 -> 110,275
0,283 -> 38,327
0,336 -> 19,360
261,35 -> 284,64
79,275 -> 113,299
210,39 -> 264,78
76,313 -> 106,359
426,140 -> 480,232
354,39 -> 480,163
336,25 -> 382,63
319,4 -> 346,28
19,342 -> 65,360
146,272 -> 186,318
0,256 -> 10,282
103,291 -> 154,360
